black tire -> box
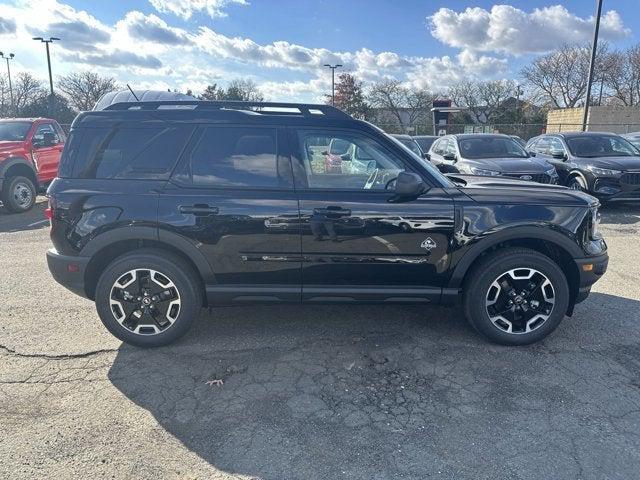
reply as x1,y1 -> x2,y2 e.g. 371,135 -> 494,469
567,175 -> 587,192
462,248 -> 569,346
1,175 -> 36,213
95,248 -> 202,347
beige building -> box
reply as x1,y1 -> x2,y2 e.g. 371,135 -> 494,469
547,106 -> 640,134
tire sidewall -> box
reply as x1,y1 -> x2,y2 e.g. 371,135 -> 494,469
3,176 -> 36,213
464,252 -> 569,345
95,251 -> 201,347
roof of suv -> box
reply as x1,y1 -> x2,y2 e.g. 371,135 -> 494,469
72,101 -> 360,130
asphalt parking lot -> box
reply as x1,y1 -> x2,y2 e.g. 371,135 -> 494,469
1,198 -> 640,480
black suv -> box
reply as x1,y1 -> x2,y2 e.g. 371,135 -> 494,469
46,101 -> 608,347
428,134 -> 558,184
526,132 -> 640,202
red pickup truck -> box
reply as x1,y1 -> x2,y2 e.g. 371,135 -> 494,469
0,118 -> 65,212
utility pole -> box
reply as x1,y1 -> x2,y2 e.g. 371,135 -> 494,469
323,64 -> 342,106
0,52 -> 15,116
582,0 -> 603,132
32,37 -> 60,116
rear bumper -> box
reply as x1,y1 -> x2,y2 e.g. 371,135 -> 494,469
573,253 -> 608,304
46,249 -> 90,299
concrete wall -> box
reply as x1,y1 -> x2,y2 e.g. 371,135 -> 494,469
547,106 -> 640,134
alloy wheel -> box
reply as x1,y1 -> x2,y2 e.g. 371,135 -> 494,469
485,268 -> 555,334
109,268 -> 181,335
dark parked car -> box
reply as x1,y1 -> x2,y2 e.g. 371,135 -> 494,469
412,135 -> 438,154
389,134 -> 425,158
427,134 -> 559,184
47,101 -> 607,348
526,132 -> 640,202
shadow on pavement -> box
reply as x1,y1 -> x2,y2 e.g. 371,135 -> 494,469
0,198 -> 49,233
108,294 -> 640,479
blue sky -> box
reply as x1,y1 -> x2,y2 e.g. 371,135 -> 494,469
0,0 -> 638,101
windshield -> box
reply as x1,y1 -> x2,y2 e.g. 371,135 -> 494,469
387,135 -> 454,188
459,137 -> 528,159
567,135 -> 639,157
0,122 -> 31,141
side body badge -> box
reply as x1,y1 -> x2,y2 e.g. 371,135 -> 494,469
421,237 -> 436,251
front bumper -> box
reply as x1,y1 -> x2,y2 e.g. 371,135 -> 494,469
46,249 -> 90,299
573,253 -> 609,304
592,177 -> 640,202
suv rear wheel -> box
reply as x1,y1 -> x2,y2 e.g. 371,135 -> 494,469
463,248 -> 569,345
2,175 -> 36,213
95,249 -> 202,347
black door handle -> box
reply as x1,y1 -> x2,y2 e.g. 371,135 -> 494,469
179,204 -> 219,216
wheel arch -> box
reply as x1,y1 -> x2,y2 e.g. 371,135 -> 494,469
449,226 -> 582,313
566,170 -> 589,188
1,157 -> 38,187
81,226 -> 214,303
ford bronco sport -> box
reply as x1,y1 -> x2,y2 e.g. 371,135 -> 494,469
46,101 -> 608,347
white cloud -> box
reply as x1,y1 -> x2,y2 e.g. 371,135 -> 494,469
429,4 -> 630,55
149,0 -> 248,20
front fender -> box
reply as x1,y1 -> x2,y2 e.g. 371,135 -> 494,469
447,222 -> 587,289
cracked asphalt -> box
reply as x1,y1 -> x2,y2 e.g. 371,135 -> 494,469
1,198 -> 640,480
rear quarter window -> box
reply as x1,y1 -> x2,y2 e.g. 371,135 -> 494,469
73,126 -> 193,180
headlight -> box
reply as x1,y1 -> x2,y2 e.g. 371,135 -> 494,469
585,165 -> 622,177
470,167 -> 501,176
545,167 -> 557,176
590,206 -> 602,240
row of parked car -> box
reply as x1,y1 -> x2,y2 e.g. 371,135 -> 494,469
391,131 -> 640,203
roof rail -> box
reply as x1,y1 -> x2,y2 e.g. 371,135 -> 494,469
104,100 -> 352,119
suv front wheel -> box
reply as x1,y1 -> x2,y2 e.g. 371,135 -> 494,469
463,248 -> 569,345
95,249 -> 202,347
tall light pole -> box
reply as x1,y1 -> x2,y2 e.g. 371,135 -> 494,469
32,36 -> 60,115
0,52 -> 15,116
582,0 -> 603,132
324,64 -> 342,106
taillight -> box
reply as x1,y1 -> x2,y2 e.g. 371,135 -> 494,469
44,202 -> 54,225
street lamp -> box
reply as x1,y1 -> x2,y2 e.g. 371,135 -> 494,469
0,51 -> 15,116
582,0 -> 603,132
32,36 -> 60,115
323,64 -> 342,106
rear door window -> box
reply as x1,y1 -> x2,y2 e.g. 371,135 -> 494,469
184,126 -> 291,189
75,126 -> 193,179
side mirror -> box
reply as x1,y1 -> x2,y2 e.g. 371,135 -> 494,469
394,172 -> 426,199
528,150 -> 536,157
443,152 -> 457,162
423,152 -> 431,160
550,150 -> 566,160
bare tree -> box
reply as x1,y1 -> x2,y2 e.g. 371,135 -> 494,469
13,72 -> 44,114
521,44 -> 612,108
368,80 -> 436,132
58,71 -> 118,111
448,80 -> 516,124
0,74 -> 10,117
604,44 -> 640,106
